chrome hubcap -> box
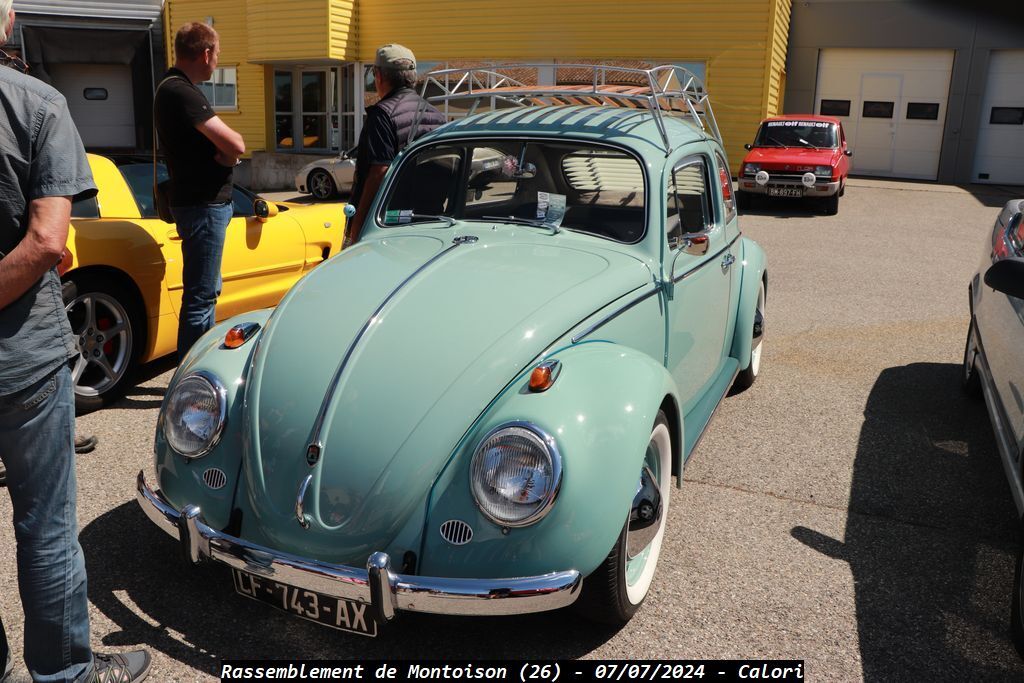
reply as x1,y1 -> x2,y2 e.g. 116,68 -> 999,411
65,292 -> 132,397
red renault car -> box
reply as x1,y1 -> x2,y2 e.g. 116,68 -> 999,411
736,115 -> 851,215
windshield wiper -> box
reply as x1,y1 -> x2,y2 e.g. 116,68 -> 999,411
384,213 -> 456,227
480,215 -> 561,235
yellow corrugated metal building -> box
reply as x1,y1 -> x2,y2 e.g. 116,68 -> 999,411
165,0 -> 792,187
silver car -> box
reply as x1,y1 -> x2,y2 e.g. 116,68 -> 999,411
295,147 -> 357,200
963,197 -> 1024,658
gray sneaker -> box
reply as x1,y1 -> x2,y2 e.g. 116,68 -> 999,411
91,650 -> 151,682
75,433 -> 98,454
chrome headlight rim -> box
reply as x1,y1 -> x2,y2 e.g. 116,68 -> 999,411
470,421 -> 563,528
164,370 -> 228,459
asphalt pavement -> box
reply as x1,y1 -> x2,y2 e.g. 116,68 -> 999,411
2,178 -> 1023,680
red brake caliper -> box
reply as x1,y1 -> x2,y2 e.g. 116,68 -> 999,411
98,317 -> 114,355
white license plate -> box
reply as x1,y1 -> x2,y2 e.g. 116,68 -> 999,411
232,569 -> 378,636
768,187 -> 803,198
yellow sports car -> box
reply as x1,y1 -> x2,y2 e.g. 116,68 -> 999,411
62,154 -> 343,412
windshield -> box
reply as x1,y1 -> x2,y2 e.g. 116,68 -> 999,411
378,139 -> 647,244
754,120 -> 838,148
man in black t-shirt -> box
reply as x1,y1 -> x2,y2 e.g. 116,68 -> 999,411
345,44 -> 446,246
155,21 -> 245,360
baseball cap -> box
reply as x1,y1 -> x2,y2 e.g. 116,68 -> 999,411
375,44 -> 417,71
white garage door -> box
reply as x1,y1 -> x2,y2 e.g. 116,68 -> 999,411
50,63 -> 135,149
973,50 -> 1024,185
815,49 -> 954,180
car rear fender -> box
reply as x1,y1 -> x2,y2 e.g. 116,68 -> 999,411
417,340 -> 681,579
730,238 -> 767,370
153,309 -> 272,532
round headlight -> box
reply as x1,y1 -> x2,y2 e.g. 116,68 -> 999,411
755,170 -> 770,186
163,371 -> 227,458
470,423 -> 562,527
801,172 -> 817,188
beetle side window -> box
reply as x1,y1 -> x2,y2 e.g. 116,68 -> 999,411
667,158 -> 709,249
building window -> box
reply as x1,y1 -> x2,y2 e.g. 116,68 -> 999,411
275,69 -> 339,152
198,67 -> 237,110
862,101 -> 894,119
820,99 -> 851,117
906,102 -> 939,120
990,107 -> 1024,125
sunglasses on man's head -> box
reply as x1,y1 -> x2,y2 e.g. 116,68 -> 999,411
0,49 -> 28,74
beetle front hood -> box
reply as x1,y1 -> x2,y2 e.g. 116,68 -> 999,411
241,230 -> 651,561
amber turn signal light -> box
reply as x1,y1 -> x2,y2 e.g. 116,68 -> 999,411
224,322 -> 261,349
528,360 -> 561,392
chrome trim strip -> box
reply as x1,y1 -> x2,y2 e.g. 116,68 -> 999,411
304,238 -> 471,463
295,474 -> 313,529
136,471 -> 582,619
673,232 -> 741,284
570,286 -> 660,343
470,421 -> 563,528
571,232 -> 743,344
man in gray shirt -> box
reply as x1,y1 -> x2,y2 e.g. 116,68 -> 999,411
0,2 -> 150,680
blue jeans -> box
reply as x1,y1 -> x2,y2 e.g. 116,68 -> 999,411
0,364 -> 92,682
171,203 -> 233,361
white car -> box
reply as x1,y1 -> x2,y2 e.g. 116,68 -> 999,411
295,147 -> 357,200
962,197 -> 1024,659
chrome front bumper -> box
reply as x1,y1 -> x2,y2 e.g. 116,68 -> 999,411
739,177 -> 841,196
135,471 -> 582,625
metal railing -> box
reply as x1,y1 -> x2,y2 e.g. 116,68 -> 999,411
414,64 -> 722,154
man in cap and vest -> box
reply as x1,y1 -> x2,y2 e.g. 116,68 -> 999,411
343,44 -> 446,246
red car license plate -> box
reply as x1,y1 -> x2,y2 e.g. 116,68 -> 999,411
768,187 -> 803,198
232,569 -> 378,636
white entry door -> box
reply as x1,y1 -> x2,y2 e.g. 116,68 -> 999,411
815,49 -> 954,180
50,63 -> 136,148
856,73 -> 901,175
973,50 -> 1024,185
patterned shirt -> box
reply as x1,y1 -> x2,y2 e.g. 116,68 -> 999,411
0,65 -> 96,395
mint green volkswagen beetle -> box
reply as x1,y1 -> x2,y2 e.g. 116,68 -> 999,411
136,66 -> 767,636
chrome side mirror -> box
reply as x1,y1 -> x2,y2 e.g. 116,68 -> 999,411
682,232 -> 710,257
665,231 -> 712,300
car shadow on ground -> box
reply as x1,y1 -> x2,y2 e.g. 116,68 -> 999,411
80,503 -> 617,673
962,184 -> 1024,209
792,362 -> 1023,680
738,198 -> 827,219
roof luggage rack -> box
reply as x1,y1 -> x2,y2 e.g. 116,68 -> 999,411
415,64 -> 722,154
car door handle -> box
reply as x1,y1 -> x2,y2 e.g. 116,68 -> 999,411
721,253 -> 735,272
166,229 -> 181,241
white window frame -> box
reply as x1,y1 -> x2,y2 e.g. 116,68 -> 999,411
274,67 -> 341,153
199,66 -> 237,111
